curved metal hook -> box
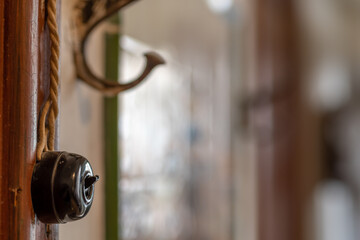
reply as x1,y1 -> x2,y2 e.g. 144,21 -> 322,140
73,0 -> 165,96
75,51 -> 165,95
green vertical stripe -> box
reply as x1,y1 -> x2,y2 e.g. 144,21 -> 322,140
104,14 -> 121,240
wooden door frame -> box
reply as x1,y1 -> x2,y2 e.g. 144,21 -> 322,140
0,1 -> 59,239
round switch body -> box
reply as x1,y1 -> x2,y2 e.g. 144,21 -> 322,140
31,151 -> 99,224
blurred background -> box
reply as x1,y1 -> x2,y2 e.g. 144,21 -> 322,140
58,0 -> 360,239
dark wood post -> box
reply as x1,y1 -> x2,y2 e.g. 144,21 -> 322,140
0,0 -> 59,239
249,0 -> 305,240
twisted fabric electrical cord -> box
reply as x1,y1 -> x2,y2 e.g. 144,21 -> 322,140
36,0 -> 60,160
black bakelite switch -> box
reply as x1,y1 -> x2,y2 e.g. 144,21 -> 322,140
31,151 -> 99,224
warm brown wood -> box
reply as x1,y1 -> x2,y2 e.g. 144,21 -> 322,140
0,0 -> 58,239
249,0 -> 305,240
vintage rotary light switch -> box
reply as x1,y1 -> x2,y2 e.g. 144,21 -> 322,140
31,151 -> 99,224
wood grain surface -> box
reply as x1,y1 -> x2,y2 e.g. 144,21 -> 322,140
0,0 -> 59,239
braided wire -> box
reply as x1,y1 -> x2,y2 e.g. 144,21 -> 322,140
36,0 -> 60,160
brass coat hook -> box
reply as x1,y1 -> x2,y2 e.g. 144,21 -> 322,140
73,0 -> 165,96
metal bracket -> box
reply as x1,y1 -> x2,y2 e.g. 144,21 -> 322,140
73,0 -> 165,96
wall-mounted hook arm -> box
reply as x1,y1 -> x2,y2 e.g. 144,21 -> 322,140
73,0 -> 165,95
79,0 -> 140,40
75,50 -> 165,96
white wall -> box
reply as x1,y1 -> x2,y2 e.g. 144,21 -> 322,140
59,0 -> 105,239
